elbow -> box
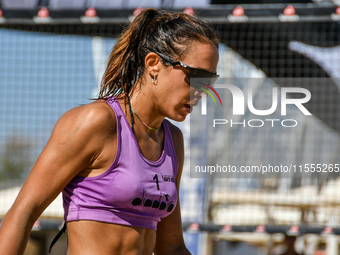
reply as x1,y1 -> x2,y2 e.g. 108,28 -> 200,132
177,246 -> 192,255
155,245 -> 191,255
172,246 -> 192,255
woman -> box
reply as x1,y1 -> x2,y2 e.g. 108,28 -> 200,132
0,8 -> 219,255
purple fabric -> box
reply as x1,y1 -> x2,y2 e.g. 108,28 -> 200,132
62,96 -> 178,230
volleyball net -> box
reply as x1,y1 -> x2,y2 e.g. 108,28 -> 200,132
0,4 -> 340,254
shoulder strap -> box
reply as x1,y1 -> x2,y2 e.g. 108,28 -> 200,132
49,222 -> 67,253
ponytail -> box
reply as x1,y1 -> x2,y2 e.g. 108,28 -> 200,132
99,8 -> 219,99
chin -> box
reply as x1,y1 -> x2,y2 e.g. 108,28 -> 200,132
165,107 -> 190,122
170,114 -> 188,122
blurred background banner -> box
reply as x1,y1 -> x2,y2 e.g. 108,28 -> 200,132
0,1 -> 340,254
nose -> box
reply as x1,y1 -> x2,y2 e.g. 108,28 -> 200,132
194,89 -> 205,97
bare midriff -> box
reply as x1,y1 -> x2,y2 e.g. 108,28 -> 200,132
67,221 -> 156,255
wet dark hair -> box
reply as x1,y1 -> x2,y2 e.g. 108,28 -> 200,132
99,8 -> 219,99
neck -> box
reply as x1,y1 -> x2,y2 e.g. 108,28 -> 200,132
131,108 -> 161,130
124,91 -> 165,135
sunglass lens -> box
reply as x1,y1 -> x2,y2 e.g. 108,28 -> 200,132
189,77 -> 219,89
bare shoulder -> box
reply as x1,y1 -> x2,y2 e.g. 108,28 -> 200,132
0,100 -> 118,226
44,99 -> 118,172
58,99 -> 115,130
53,99 -> 116,141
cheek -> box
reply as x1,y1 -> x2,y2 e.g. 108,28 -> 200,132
163,69 -> 188,90
162,81 -> 190,100
157,71 -> 192,106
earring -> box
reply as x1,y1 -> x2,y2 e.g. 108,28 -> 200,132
152,73 -> 157,84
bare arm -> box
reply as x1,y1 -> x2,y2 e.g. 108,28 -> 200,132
0,101 -> 116,255
154,121 -> 191,255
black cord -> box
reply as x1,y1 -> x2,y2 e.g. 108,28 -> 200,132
49,222 -> 67,253
127,95 -> 135,135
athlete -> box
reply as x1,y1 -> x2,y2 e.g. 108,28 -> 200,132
0,8 -> 219,255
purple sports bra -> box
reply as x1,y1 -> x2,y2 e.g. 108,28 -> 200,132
62,96 -> 178,231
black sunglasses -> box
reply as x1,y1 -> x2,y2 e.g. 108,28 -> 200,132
154,51 -> 219,88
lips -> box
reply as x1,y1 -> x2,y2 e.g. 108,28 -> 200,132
184,104 -> 193,113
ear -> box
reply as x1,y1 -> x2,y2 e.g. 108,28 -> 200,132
144,52 -> 162,77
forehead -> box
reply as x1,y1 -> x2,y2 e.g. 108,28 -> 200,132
180,42 -> 219,72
